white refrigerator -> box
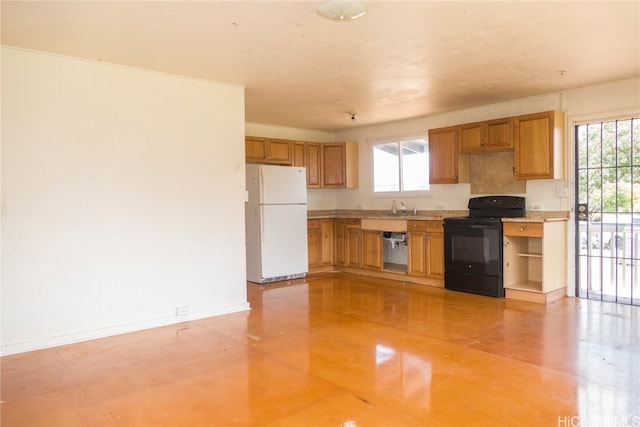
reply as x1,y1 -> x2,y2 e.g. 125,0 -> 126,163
245,164 -> 308,283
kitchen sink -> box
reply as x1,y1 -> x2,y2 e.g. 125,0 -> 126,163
361,218 -> 407,232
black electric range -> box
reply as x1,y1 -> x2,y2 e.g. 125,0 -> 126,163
443,196 -> 526,297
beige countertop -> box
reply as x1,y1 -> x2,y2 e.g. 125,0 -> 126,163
502,216 -> 569,223
307,209 -> 467,221
308,209 -> 569,221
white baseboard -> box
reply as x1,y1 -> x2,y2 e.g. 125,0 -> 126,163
1,302 -> 251,356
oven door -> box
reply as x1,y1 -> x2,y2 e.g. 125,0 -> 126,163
444,221 -> 502,277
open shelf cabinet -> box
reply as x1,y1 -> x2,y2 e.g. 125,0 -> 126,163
503,220 -> 567,304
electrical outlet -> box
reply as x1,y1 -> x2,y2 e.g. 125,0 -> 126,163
175,305 -> 189,316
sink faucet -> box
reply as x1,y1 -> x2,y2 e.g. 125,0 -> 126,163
400,202 -> 406,215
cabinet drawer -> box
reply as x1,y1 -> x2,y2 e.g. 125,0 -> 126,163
307,219 -> 320,229
408,221 -> 426,232
503,222 -> 542,237
425,221 -> 444,233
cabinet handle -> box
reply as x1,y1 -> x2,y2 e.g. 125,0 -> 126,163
413,224 -> 419,228
425,235 -> 429,240
519,227 -> 525,232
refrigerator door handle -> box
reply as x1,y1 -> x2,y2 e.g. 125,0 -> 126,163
259,167 -> 265,205
260,206 -> 265,243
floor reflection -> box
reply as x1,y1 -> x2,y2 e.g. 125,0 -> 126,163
2,272 -> 638,426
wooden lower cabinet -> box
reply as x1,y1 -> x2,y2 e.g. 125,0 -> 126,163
308,217 -> 444,287
335,220 -> 347,265
407,220 -> 444,279
426,228 -> 444,279
361,230 -> 383,270
346,227 -> 362,268
336,219 -> 362,267
307,219 -> 334,269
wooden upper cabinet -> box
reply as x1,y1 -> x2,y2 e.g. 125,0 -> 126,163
458,117 -> 513,153
245,136 -> 268,162
245,136 -> 292,165
306,142 -> 321,188
429,126 -> 458,184
321,143 -> 346,187
486,117 -> 514,151
292,141 -> 306,167
320,142 -> 359,189
246,137 -> 359,189
513,111 -> 565,180
458,122 -> 484,153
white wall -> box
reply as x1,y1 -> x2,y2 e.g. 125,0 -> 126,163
1,47 -> 249,355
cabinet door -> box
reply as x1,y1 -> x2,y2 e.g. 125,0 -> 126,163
458,118 -> 513,154
513,111 -> 563,180
458,122 -> 484,153
266,138 -> 293,165
429,126 -> 458,184
407,231 -> 427,276
292,141 -> 306,167
346,228 -> 362,268
486,117 -> 513,151
319,219 -> 335,265
245,136 -> 268,163
361,230 -> 383,270
307,223 -> 321,268
321,143 -> 346,188
245,137 -> 292,165
306,142 -> 321,188
426,231 -> 444,279
335,220 -> 347,265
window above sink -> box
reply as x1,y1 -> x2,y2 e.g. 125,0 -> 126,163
370,133 -> 429,197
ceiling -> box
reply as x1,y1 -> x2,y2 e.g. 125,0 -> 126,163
2,1 -> 639,132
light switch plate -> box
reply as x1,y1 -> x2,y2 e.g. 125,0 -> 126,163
556,187 -> 569,198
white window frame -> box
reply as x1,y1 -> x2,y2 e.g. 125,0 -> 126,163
369,132 -> 432,199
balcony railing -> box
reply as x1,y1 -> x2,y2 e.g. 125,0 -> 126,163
578,222 -> 639,305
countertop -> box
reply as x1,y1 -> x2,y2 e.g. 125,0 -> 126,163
307,209 -> 466,221
308,209 -> 569,221
502,216 -> 569,223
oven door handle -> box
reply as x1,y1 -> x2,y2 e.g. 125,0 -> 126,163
467,224 -> 496,229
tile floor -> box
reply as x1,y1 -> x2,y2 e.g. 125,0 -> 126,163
2,273 -> 639,426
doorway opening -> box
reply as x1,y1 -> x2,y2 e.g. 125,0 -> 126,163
575,117 -> 639,305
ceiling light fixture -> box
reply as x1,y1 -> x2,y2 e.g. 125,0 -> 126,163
316,1 -> 367,21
